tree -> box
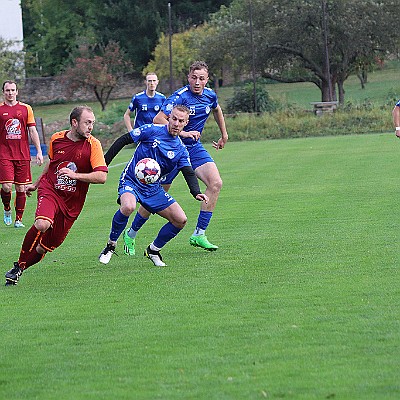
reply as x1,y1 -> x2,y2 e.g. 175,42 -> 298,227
21,0 -> 234,77
205,0 -> 398,104
21,0 -> 98,76
0,38 -> 25,84
63,41 -> 131,111
145,29 -> 202,85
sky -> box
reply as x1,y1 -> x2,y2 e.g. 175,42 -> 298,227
0,0 -> 24,50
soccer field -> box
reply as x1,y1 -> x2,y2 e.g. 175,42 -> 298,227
1,134 -> 399,399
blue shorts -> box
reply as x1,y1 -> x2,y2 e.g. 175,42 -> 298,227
160,142 -> 214,185
118,182 -> 176,214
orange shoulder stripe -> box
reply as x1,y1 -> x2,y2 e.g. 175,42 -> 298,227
48,131 -> 67,159
88,135 -> 108,171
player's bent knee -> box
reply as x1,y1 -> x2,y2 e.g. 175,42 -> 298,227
2,183 -> 12,192
209,177 -> 222,193
120,204 -> 136,216
172,215 -> 187,229
34,219 -> 51,233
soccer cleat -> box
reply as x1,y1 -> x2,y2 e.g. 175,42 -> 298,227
189,234 -> 218,251
99,242 -> 117,264
14,220 -> 25,228
144,246 -> 166,267
5,262 -> 23,285
3,210 -> 12,226
123,229 -> 136,256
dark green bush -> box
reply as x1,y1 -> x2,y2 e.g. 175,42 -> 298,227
226,83 -> 278,114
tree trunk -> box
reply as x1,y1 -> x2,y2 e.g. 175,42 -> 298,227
337,80 -> 345,105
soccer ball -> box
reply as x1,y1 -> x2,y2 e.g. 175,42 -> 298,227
134,158 -> 161,184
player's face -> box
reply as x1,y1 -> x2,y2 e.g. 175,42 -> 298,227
72,110 -> 96,139
3,83 -> 18,104
168,109 -> 188,136
146,74 -> 159,91
188,68 -> 209,95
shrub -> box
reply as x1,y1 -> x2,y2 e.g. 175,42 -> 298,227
226,83 -> 278,114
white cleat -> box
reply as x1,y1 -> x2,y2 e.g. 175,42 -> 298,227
99,242 -> 116,264
144,246 -> 166,267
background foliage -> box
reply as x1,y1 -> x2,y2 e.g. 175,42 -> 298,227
20,0 -> 233,76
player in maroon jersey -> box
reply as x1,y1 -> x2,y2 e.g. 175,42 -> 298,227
5,106 -> 108,286
0,81 -> 44,228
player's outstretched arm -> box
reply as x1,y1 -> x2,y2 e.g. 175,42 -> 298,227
26,162 -> 50,196
180,166 -> 204,200
104,133 -> 134,165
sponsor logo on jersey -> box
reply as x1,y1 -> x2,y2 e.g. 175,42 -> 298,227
54,161 -> 77,192
205,106 -> 211,114
133,128 -> 141,136
167,151 -> 175,159
5,118 -> 22,139
154,105 -> 160,111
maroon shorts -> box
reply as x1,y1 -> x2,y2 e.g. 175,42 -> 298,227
0,159 -> 32,185
35,191 -> 76,252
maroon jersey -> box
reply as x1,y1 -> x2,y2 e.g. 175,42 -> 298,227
38,130 -> 108,218
0,101 -> 36,161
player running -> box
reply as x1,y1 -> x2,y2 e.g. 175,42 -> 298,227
130,61 -> 228,252
4,106 -> 108,286
99,105 -> 208,267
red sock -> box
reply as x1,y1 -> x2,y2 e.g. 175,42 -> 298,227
18,225 -> 45,270
1,189 -> 11,211
15,191 -> 26,221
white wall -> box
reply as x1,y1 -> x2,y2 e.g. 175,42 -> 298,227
0,0 -> 24,50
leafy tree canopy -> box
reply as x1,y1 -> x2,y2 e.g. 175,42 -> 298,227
0,38 -> 25,84
21,0 -> 233,77
204,0 -> 399,103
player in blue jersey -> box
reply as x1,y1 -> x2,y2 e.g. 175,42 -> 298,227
130,61 -> 228,252
393,100 -> 400,138
123,72 -> 166,131
99,105 -> 208,267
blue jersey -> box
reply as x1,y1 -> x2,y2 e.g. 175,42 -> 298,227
128,91 -> 166,128
119,124 -> 191,196
161,85 -> 218,146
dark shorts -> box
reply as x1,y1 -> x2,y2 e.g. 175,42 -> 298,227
0,159 -> 32,185
35,192 -> 76,252
160,143 -> 214,185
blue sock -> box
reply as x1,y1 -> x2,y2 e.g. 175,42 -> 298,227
153,222 -> 182,249
194,211 -> 213,234
131,212 -> 149,233
110,209 -> 129,242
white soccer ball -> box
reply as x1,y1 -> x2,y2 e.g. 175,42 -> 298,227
134,157 -> 161,184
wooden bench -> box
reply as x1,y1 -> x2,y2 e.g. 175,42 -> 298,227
310,101 -> 339,116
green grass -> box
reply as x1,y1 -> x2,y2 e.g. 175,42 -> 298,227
1,136 -> 400,399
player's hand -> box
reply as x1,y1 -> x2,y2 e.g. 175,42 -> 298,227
180,130 -> 201,141
25,184 -> 37,197
195,193 -> 208,204
36,153 -> 44,166
57,167 -> 77,179
212,136 -> 227,151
